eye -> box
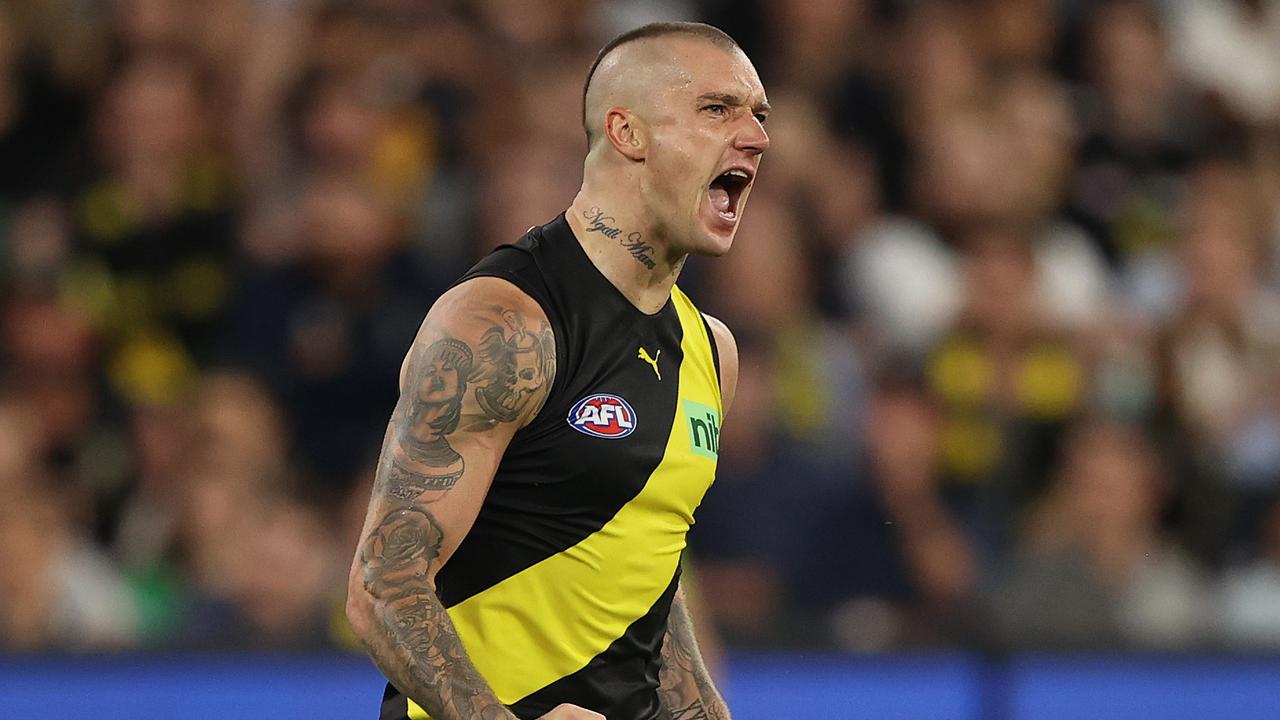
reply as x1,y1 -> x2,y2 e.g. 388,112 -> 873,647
754,113 -> 768,124
703,104 -> 728,116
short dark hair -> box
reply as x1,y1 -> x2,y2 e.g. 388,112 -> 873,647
581,21 -> 742,145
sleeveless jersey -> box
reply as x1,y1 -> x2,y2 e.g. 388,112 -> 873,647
379,213 -> 723,720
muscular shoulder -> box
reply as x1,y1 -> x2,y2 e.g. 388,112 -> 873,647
702,314 -> 738,418
401,277 -> 557,429
429,277 -> 548,334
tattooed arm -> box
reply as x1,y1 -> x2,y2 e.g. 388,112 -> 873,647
346,278 -> 593,720
653,320 -> 738,719
656,583 -> 730,720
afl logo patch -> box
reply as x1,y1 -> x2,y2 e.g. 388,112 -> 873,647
567,394 -> 637,438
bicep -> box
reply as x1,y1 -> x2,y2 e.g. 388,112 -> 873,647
354,278 -> 556,592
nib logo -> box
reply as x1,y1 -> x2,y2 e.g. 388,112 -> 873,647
683,400 -> 720,460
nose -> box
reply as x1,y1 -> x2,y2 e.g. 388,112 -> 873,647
734,115 -> 769,156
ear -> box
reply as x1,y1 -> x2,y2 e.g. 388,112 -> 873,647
603,107 -> 647,161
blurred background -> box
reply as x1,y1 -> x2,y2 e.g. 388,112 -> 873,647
2,0 -> 1280,716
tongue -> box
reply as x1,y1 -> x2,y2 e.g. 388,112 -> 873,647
708,184 -> 731,213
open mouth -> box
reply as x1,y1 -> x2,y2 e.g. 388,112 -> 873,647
708,168 -> 752,222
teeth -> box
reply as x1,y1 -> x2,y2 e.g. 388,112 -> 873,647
725,169 -> 749,180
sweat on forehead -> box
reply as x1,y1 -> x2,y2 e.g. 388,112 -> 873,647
581,22 -> 745,143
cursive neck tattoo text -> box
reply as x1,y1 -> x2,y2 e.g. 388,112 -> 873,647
584,206 -> 657,270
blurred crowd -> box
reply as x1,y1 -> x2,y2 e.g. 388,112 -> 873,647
2,0 -> 1280,655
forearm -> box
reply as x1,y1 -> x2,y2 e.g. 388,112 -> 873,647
656,585 -> 730,720
352,499 -> 513,720
354,586 -> 512,720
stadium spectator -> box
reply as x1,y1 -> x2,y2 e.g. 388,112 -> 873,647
991,422 -> 1211,649
0,488 -> 138,649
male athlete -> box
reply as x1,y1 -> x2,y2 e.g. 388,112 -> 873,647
346,21 -> 769,720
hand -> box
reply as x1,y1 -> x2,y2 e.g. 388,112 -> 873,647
537,704 -> 606,719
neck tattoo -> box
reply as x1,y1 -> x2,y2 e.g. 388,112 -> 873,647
583,206 -> 657,270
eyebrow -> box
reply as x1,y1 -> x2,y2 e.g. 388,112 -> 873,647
696,92 -> 771,114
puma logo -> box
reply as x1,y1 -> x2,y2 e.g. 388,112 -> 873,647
637,347 -> 661,380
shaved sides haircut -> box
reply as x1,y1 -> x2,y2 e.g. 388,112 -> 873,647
581,21 -> 742,146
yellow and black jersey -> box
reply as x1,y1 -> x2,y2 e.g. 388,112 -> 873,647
379,213 -> 723,720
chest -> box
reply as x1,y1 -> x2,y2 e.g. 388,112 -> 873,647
502,309 -> 720,519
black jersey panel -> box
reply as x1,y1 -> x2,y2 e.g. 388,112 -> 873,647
699,313 -> 721,388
